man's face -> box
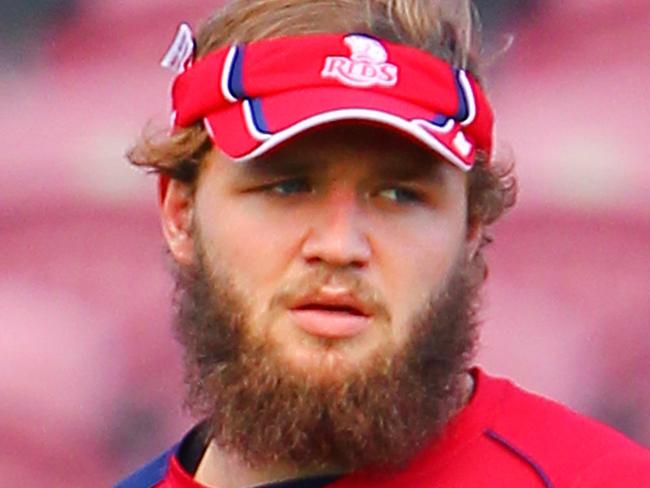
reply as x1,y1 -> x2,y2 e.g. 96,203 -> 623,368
187,124 -> 472,380
163,123 -> 480,470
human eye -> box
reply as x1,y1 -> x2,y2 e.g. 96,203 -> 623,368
377,186 -> 423,204
264,178 -> 312,196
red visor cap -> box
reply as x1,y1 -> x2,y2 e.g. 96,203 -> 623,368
171,34 -> 494,171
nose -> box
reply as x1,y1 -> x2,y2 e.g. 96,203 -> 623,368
301,187 -> 371,269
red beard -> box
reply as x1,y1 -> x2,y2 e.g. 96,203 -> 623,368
173,243 -> 480,472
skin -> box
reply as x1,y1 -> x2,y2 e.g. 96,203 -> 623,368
160,123 -> 481,487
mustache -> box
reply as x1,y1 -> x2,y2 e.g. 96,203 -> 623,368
269,265 -> 391,321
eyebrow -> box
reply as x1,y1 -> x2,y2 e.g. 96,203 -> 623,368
373,156 -> 446,183
235,151 -> 447,184
234,155 -> 319,179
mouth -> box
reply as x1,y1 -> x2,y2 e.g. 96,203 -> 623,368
289,293 -> 372,339
294,303 -> 367,316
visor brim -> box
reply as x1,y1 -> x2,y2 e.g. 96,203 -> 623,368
204,86 -> 474,171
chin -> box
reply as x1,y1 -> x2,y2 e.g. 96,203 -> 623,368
274,336 -> 392,383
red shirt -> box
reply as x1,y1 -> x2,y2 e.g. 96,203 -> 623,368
117,369 -> 650,487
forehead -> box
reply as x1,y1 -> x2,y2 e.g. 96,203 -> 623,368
236,123 -> 452,180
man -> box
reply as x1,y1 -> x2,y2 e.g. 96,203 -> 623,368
118,0 -> 650,486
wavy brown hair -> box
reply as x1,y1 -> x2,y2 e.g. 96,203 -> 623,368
128,0 -> 517,279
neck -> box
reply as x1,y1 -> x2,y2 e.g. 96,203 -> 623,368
194,370 -> 475,488
195,445 -> 340,488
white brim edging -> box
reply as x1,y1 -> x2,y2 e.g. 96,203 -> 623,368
225,108 -> 472,172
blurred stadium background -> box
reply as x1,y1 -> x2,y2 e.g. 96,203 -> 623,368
1,0 -> 648,485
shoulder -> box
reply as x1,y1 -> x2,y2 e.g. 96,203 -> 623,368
569,449 -> 650,488
481,371 -> 650,486
490,373 -> 644,453
114,444 -> 178,488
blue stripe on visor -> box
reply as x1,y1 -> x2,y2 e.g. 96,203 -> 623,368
428,69 -> 469,128
228,45 -> 247,99
429,68 -> 470,128
430,114 -> 451,127
453,68 -> 469,123
249,98 -> 271,135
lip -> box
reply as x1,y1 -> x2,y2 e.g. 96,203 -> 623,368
289,290 -> 372,339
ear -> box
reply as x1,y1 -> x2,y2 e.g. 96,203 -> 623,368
159,175 -> 195,267
465,219 -> 483,262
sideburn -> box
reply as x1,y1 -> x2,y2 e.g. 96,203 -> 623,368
172,244 -> 481,473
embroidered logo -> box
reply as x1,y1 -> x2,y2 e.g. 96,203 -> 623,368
322,35 -> 399,88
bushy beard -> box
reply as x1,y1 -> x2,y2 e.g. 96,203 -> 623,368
173,243 -> 481,473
